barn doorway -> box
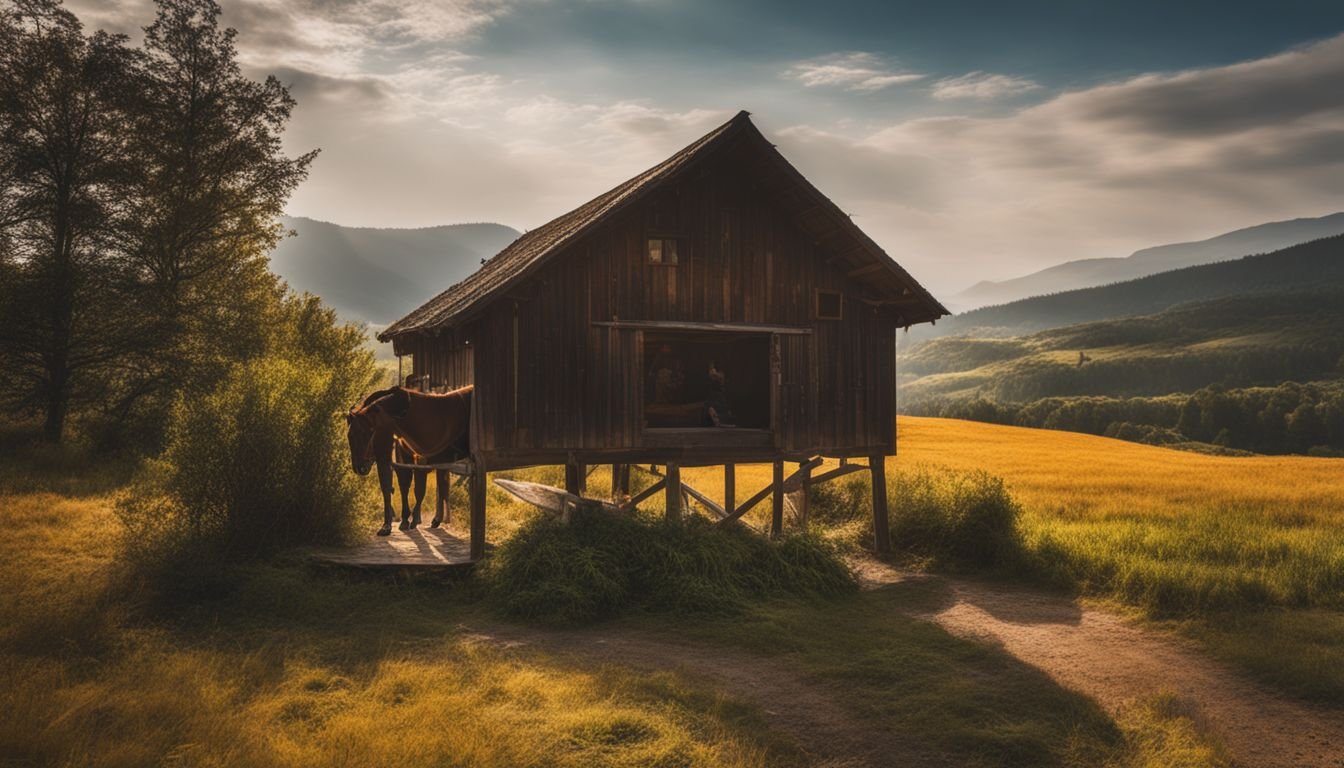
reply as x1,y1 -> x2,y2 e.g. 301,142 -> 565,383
642,331 -> 771,430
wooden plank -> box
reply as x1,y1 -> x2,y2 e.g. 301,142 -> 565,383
724,463 -> 735,516
870,454 -> 891,554
810,463 -> 868,486
621,477 -> 667,511
470,458 -> 487,560
798,460 -> 812,526
641,464 -> 727,519
666,463 -> 683,521
771,460 -> 784,539
592,320 -> 812,335
493,478 -> 622,519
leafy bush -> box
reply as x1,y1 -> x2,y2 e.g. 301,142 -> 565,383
806,465 -> 1024,570
118,295 -> 377,580
483,510 -> 856,625
888,466 -> 1023,569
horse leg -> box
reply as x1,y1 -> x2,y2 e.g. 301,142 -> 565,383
376,459 -> 395,536
430,469 -> 448,528
409,468 -> 427,528
396,464 -> 413,530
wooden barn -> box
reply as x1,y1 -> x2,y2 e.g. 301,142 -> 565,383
378,110 -> 948,559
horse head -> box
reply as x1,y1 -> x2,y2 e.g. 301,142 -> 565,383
345,388 -> 403,475
344,406 -> 380,476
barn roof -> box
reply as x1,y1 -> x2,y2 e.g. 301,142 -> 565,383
379,111 -> 948,341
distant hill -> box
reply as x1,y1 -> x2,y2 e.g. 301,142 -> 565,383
952,212 -> 1344,309
268,216 -> 521,327
911,234 -> 1344,342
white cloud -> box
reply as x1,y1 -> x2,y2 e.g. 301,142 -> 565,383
931,71 -> 1041,100
776,34 -> 1344,294
786,52 -> 924,92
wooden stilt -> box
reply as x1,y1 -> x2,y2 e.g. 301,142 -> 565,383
620,464 -> 631,496
870,454 -> 891,554
798,460 -> 812,527
665,463 -> 683,521
565,461 -> 586,496
771,460 -> 784,539
437,470 -> 450,524
610,463 -> 624,500
724,463 -> 735,517
470,458 -> 487,560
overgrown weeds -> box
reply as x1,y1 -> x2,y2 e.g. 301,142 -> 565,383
483,510 -> 856,625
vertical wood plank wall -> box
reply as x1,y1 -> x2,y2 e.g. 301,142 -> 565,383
410,154 -> 898,459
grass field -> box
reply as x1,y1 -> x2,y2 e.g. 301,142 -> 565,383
0,427 -> 1236,767
894,416 -> 1344,702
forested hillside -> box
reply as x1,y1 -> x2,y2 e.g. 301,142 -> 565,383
912,234 -> 1344,341
900,284 -> 1344,455
268,217 -> 520,326
952,212 -> 1344,308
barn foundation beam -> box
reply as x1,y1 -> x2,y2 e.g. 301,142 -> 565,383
770,460 -> 784,539
724,464 -> 735,517
565,461 -> 586,496
470,458 -> 487,560
665,463 -> 683,521
870,454 -> 891,554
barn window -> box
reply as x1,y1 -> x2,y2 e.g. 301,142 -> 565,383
815,289 -> 843,320
647,237 -> 679,265
643,332 -> 771,430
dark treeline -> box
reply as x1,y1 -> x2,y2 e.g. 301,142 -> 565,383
907,381 -> 1344,456
0,0 -> 317,447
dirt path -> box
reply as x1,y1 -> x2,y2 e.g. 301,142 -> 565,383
467,565 -> 1343,768
463,625 -> 917,768
852,559 -> 1344,768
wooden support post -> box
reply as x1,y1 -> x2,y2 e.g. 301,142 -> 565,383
437,470 -> 450,524
470,458 -> 487,560
870,454 -> 891,554
665,463 -> 683,521
565,461 -> 586,496
798,460 -> 812,528
621,464 -> 631,496
610,463 -> 624,500
724,463 -> 735,518
771,460 -> 784,539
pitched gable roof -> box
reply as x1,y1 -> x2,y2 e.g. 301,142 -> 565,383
379,111 -> 947,341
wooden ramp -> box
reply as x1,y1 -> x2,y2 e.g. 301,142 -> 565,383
309,528 -> 479,571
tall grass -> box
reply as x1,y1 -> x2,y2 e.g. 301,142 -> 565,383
484,509 -> 856,624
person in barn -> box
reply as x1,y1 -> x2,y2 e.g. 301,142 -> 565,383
703,362 -> 735,427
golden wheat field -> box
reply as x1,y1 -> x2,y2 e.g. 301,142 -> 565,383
892,416 -> 1344,524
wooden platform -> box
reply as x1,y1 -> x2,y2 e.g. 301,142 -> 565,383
309,528 -> 479,570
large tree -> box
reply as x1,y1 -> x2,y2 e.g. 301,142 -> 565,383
112,0 -> 316,442
0,0 -> 141,442
0,0 -> 317,446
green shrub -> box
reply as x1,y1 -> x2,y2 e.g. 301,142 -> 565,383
483,510 -> 856,625
118,295 -> 377,580
889,466 -> 1023,569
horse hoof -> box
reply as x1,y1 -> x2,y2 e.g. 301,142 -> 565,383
430,518 -> 442,529
377,527 -> 391,537
398,521 -> 410,531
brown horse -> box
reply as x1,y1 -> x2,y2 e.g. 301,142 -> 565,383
345,386 -> 473,536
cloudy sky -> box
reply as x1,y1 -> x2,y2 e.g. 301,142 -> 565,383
71,0 -> 1344,296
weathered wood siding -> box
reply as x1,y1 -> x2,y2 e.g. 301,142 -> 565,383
412,153 -> 897,463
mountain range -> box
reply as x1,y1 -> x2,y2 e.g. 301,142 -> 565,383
911,233 -> 1344,342
268,216 -> 521,328
951,212 -> 1344,310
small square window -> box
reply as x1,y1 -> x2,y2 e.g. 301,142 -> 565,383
648,238 -> 679,265
816,290 -> 842,320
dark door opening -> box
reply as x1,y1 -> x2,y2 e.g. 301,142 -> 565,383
643,332 -> 771,429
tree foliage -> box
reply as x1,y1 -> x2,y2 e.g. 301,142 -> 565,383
0,0 -> 315,446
